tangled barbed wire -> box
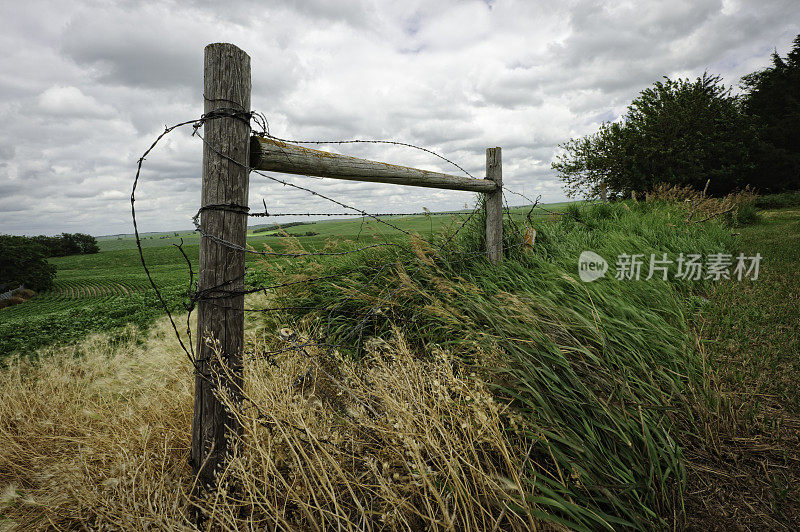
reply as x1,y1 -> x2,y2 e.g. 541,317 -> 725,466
131,107 -> 560,430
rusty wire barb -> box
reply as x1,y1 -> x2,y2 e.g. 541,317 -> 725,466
131,107 -> 538,422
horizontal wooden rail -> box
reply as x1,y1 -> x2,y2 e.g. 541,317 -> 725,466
250,136 -> 497,193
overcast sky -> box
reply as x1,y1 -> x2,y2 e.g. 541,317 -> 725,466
0,0 -> 796,236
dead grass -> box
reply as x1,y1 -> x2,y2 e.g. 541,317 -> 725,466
0,313 -> 540,530
0,289 -> 37,311
645,183 -> 757,223
0,322 -> 194,530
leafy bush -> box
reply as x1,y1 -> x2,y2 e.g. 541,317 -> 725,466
553,74 -> 757,199
728,204 -> 761,226
0,235 -> 56,292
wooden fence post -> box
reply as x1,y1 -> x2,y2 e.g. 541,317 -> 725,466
600,181 -> 608,203
485,147 -> 503,263
191,43 -> 251,488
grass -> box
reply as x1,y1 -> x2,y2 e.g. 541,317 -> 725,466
258,200 -> 737,529
682,206 -> 800,529
2,197 -> 795,529
703,207 -> 800,411
752,191 -> 800,209
0,313 -> 536,530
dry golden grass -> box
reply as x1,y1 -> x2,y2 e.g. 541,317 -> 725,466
0,322 -> 194,530
0,289 -> 37,310
0,313 -> 540,530
645,183 -> 757,223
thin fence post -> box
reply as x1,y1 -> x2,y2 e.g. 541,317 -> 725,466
485,147 -> 503,263
191,43 -> 251,489
600,181 -> 608,203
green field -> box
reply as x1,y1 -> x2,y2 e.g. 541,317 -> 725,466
0,204 -> 569,355
96,202 -> 573,252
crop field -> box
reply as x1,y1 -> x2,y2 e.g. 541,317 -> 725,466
95,202 -> 573,253
0,204 -> 567,356
49,280 -> 146,298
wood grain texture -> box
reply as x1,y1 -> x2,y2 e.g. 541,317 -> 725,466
485,147 -> 503,263
251,136 -> 498,193
191,43 -> 251,488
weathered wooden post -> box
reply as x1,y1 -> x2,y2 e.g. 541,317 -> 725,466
600,181 -> 608,203
485,147 -> 503,263
191,43 -> 251,488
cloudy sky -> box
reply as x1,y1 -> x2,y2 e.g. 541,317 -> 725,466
0,0 -> 797,236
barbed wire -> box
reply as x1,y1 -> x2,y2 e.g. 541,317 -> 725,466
249,210 -> 475,218
131,107 -> 553,436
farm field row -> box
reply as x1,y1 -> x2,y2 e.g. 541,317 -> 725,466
49,280 -> 146,298
0,203 -> 568,357
95,202 -> 572,252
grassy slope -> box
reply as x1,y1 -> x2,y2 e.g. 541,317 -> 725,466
263,201 -> 737,529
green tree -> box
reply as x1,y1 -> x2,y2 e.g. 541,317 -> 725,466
0,235 -> 57,292
740,34 -> 800,192
30,232 -> 99,256
553,73 -> 757,198
73,233 -> 99,254
554,121 -> 636,199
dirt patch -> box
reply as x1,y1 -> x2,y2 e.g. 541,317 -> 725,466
682,408 -> 800,530
0,289 -> 36,310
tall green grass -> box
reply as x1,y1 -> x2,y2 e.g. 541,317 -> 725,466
753,191 -> 800,209
260,201 -> 735,529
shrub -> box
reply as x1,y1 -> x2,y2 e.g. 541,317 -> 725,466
15,288 -> 37,300
0,235 -> 56,292
554,74 -> 758,199
728,203 -> 761,226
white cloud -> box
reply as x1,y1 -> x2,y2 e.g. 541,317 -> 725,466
37,86 -> 117,117
0,0 -> 797,236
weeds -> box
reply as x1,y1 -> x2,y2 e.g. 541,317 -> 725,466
645,183 -> 759,226
264,201 -> 736,529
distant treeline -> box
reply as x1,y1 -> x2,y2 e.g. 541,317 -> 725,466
0,233 -> 98,292
251,222 -> 313,234
27,233 -> 100,257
